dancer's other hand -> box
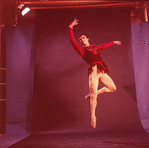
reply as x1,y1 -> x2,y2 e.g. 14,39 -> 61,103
113,41 -> 121,45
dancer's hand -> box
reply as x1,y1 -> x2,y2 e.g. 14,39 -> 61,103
69,18 -> 79,29
113,41 -> 121,45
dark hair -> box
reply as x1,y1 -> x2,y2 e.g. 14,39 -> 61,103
79,33 -> 89,39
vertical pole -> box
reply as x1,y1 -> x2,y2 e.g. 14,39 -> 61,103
0,24 -> 6,134
144,3 -> 148,22
144,7 -> 148,22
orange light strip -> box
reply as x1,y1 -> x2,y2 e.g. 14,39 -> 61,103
0,68 -> 6,70
29,2 -> 137,9
0,83 -> 6,85
0,99 -> 6,101
20,1 -> 121,5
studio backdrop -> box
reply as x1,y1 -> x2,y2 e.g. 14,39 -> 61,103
32,9 -> 142,133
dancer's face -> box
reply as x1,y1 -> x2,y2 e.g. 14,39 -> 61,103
79,35 -> 89,47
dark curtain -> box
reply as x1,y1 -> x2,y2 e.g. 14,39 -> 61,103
131,23 -> 149,133
32,9 -> 142,133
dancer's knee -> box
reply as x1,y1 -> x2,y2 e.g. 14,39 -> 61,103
90,91 -> 97,99
110,86 -> 117,92
90,92 -> 97,106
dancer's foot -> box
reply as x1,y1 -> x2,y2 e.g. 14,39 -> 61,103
91,117 -> 96,129
85,93 -> 91,100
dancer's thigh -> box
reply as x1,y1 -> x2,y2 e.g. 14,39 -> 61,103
99,73 -> 116,91
89,74 -> 99,93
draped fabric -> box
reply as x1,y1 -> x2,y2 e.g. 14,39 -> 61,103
6,25 -> 35,134
131,23 -> 149,133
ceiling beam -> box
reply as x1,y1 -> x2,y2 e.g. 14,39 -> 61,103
17,1 -> 149,9
29,3 -> 137,9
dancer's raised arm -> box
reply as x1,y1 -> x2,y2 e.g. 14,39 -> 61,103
69,19 -> 84,56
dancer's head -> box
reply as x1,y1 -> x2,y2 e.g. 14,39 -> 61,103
79,33 -> 90,47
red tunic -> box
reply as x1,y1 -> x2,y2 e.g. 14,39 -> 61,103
69,27 -> 114,74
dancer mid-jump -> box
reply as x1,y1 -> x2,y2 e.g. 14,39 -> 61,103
69,18 -> 121,128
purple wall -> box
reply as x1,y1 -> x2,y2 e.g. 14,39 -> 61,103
32,9 -> 143,133
6,25 -> 35,134
131,23 -> 149,133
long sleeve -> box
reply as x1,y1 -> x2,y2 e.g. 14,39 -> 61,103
69,27 -> 84,56
99,42 -> 114,50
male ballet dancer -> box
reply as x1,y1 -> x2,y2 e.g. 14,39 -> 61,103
69,18 -> 121,128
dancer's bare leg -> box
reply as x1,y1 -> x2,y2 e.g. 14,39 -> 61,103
89,72 -> 99,128
85,73 -> 116,99
97,73 -> 116,95
86,68 -> 116,128
85,92 -> 91,100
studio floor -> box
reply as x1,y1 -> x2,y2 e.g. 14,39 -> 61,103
0,129 -> 148,148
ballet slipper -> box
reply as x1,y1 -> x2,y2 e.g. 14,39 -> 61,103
91,117 -> 96,129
